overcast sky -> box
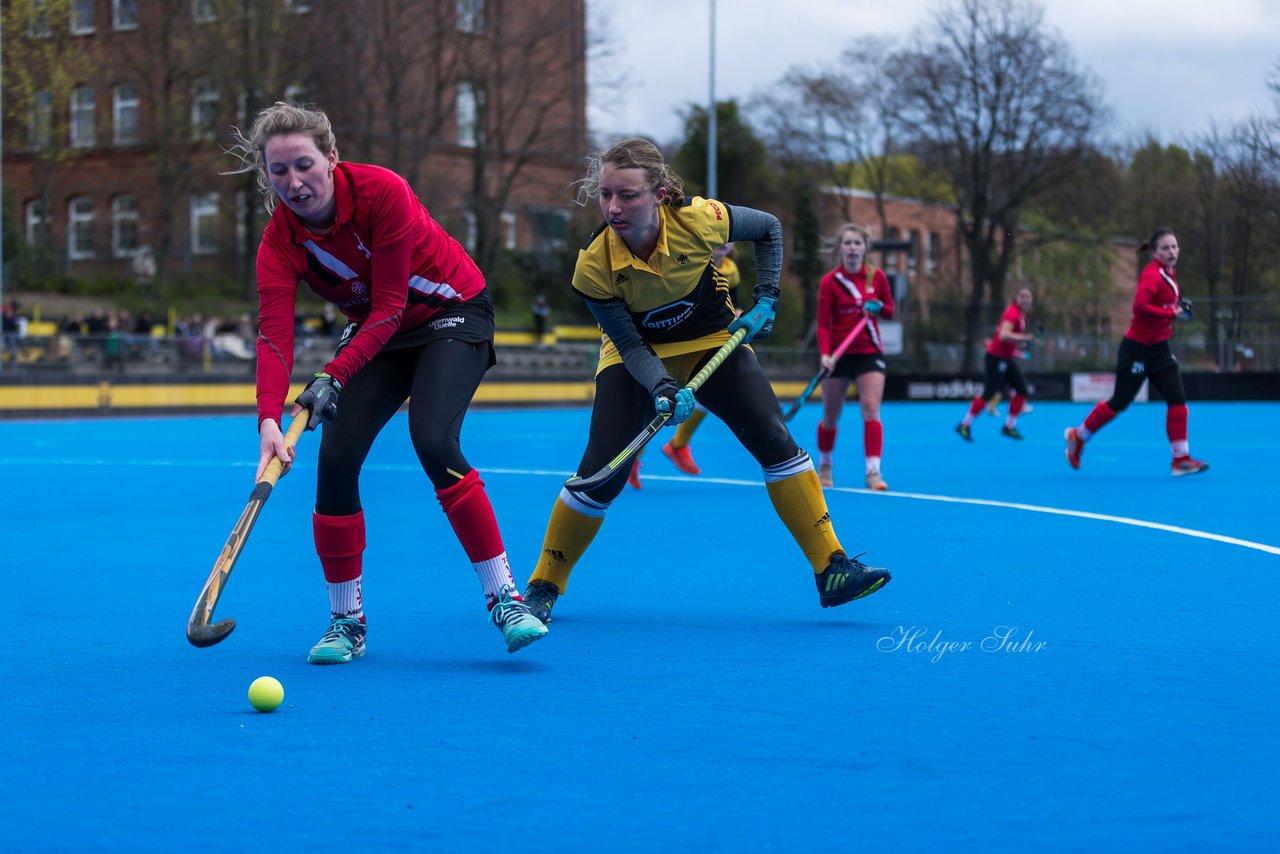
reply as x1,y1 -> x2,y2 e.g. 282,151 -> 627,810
586,0 -> 1280,150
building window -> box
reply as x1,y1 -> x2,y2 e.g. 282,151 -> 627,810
112,196 -> 139,258
70,86 -> 96,148
457,0 -> 485,33
285,0 -> 313,13
113,0 -> 139,30
461,210 -> 478,253
71,0 -> 96,33
456,82 -> 484,147
926,232 -> 940,274
907,229 -> 921,273
500,211 -> 517,251
28,1 -> 53,37
284,83 -> 309,105
26,199 -> 51,246
191,80 -> 219,140
192,0 -> 217,23
30,91 -> 54,150
190,193 -> 220,255
530,209 -> 569,251
113,85 -> 140,145
68,197 -> 96,261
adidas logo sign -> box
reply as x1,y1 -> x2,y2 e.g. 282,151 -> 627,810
543,549 -> 567,562
614,273 -> 628,286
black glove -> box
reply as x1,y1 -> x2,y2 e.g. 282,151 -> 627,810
296,372 -> 342,430
1177,297 -> 1193,319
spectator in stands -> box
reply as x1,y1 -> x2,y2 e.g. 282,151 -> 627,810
531,294 -> 551,348
2,300 -> 20,366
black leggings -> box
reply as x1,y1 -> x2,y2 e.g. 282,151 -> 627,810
314,338 -> 491,515
1107,338 -> 1187,413
578,347 -> 799,504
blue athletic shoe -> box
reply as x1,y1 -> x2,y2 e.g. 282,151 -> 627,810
492,591 -> 548,653
816,553 -> 890,607
307,617 -> 366,664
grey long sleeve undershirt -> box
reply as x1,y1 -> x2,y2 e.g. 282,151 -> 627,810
583,203 -> 784,398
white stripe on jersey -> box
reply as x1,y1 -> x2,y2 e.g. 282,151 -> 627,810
409,275 -> 462,301
303,240 -> 360,280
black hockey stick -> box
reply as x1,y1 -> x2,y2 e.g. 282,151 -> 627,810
186,415 -> 307,647
563,327 -> 750,495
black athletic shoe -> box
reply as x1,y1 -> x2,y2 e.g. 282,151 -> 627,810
1001,426 -> 1024,440
523,579 -> 561,625
955,423 -> 972,442
816,553 -> 890,608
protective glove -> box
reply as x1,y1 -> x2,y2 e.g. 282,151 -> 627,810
654,383 -> 697,425
863,299 -> 883,316
1176,297 -> 1193,320
728,296 -> 777,341
295,372 -> 342,430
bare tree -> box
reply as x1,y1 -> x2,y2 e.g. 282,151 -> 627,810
892,0 -> 1105,372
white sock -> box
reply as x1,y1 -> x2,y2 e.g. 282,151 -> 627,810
1005,416 -> 1017,429
474,553 -> 517,609
1077,425 -> 1093,441
865,456 -> 881,475
1171,440 -> 1189,457
328,577 -> 363,620
818,452 -> 833,467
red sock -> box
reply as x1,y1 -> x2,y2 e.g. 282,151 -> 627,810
313,511 -> 365,583
1009,395 -> 1026,417
1083,402 -> 1117,434
863,420 -> 883,458
967,396 -> 985,417
436,469 -> 505,562
817,423 -> 837,454
1166,404 -> 1188,443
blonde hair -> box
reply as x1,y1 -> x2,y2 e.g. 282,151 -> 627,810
573,137 -> 686,208
831,222 -> 873,266
226,101 -> 337,213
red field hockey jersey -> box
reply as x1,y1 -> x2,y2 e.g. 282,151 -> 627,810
816,263 -> 895,356
1125,260 -> 1180,346
986,302 -> 1026,359
254,161 -> 485,425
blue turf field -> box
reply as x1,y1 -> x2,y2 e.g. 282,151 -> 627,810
2,402 -> 1277,851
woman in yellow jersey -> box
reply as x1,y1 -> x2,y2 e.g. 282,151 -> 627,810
628,241 -> 739,487
523,138 -> 890,623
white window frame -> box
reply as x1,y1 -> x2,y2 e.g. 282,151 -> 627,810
68,197 -> 96,261
191,80 -> 219,140
26,199 -> 51,246
457,0 -> 485,33
192,0 -> 217,23
456,81 -> 483,147
112,196 -> 139,258
190,193 -> 220,256
907,229 -> 921,273
29,1 -> 53,37
461,210 -> 478,253
70,86 -> 96,149
926,232 -> 940,275
500,211 -> 517,250
113,0 -> 140,30
285,0 -> 313,13
71,0 -> 95,34
30,91 -> 54,150
113,84 -> 141,145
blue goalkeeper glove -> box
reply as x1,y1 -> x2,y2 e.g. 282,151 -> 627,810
296,372 -> 342,430
863,299 -> 883,316
1177,297 -> 1193,320
654,384 -> 697,424
729,296 -> 777,341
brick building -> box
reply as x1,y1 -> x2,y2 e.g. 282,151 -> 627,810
1,0 -> 587,291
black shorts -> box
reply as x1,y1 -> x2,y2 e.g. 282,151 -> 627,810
338,288 -> 497,369
830,352 -> 886,380
1116,337 -> 1177,377
981,352 -> 1028,398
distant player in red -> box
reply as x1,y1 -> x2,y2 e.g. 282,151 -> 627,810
1064,228 -> 1208,476
230,102 -> 546,663
956,286 -> 1036,441
815,223 -> 895,490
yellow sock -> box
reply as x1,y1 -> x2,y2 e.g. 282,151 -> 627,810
671,408 -> 708,448
527,489 -> 606,593
764,465 -> 843,573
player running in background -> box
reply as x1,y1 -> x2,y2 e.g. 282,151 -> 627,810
815,224 -> 895,490
627,242 -> 740,487
524,138 -> 889,623
956,286 -> 1037,441
1064,228 -> 1209,476
231,102 -> 546,663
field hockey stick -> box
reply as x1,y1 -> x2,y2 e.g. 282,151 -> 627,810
186,414 -> 308,647
564,327 -> 750,495
783,316 -> 869,422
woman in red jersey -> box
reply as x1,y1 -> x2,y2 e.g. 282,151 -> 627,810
815,224 -> 895,490
229,102 -> 545,663
1064,228 -> 1208,476
955,286 -> 1036,441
